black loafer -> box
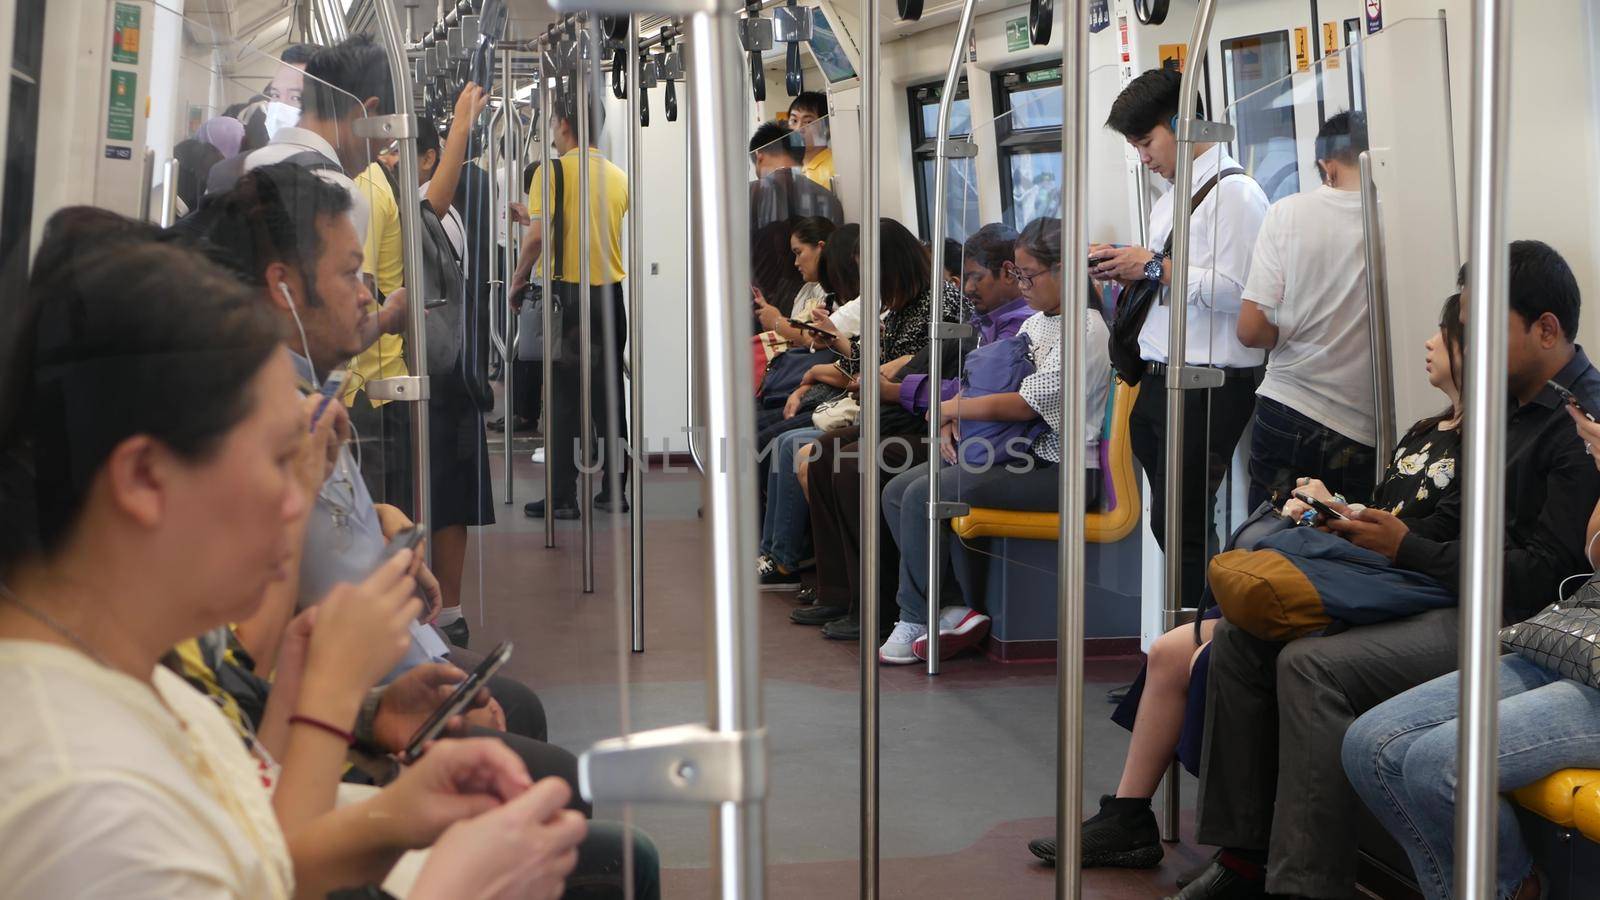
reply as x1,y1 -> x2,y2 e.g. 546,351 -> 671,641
1162,860 -> 1267,900
1027,837 -> 1057,866
525,499 -> 580,520
821,615 -> 891,641
790,603 -> 849,626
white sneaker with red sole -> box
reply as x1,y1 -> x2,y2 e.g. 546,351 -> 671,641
912,607 -> 991,661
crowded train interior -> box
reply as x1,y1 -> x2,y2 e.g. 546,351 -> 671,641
2,0 -> 1600,897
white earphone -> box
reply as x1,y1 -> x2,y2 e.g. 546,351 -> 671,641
278,280 -> 317,389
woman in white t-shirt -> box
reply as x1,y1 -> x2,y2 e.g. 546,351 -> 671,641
0,233 -> 584,898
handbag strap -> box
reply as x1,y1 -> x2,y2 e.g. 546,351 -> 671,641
549,153 -> 566,281
1161,166 -> 1247,256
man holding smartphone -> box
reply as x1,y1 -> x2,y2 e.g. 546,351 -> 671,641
1090,68 -> 1270,610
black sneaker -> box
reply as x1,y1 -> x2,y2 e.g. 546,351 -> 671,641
790,603 -> 849,626
594,492 -> 630,513
793,586 -> 818,605
525,498 -> 580,520
1027,796 -> 1163,870
757,555 -> 802,591
439,617 -> 470,649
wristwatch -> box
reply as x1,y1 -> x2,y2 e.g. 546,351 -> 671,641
1144,250 -> 1167,282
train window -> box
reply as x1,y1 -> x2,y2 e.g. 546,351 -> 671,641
1221,31 -> 1299,202
993,62 -> 1063,230
908,77 -> 971,241
1342,18 -> 1367,114
1,0 -> 47,302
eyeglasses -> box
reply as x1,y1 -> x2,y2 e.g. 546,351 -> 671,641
1004,261 -> 1056,290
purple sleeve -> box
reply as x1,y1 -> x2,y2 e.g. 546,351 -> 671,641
898,374 -> 961,414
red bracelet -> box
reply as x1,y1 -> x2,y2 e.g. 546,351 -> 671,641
288,714 -> 355,747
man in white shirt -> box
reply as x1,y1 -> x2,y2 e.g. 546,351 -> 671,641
1237,111 -> 1376,510
1089,67 -> 1270,609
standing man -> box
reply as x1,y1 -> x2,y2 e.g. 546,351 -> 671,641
1089,67 -> 1269,610
1237,111 -> 1376,509
787,91 -> 834,190
510,97 -> 631,520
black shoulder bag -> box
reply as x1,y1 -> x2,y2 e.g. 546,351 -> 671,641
1109,166 -> 1246,386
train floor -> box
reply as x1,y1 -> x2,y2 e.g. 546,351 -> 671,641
460,448 -> 1211,898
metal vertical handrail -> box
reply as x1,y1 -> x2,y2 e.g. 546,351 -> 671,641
540,66 -> 558,549
1454,0 -> 1512,894
1157,0 -> 1224,841
859,0 -> 882,894
499,51 -> 518,506
1054,0 -> 1089,892
139,148 -> 155,222
685,93 -> 709,475
1437,13 -> 1463,271
921,0 -> 980,677
375,0 -> 433,543
627,18 -> 647,652
684,9 -> 765,895
158,157 -> 181,227
1357,151 -> 1396,485
578,25 -> 597,594
487,106 -> 508,362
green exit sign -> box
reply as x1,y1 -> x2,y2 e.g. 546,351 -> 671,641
1006,17 -> 1029,52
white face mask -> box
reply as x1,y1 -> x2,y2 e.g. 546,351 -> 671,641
263,100 -> 301,139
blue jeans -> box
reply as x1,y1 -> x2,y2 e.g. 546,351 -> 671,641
759,427 -> 824,568
1247,395 -> 1377,510
1342,655 -> 1600,900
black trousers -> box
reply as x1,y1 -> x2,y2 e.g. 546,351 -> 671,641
548,283 -> 629,503
1195,610 -> 1461,897
806,426 -> 928,630
1127,369 -> 1260,609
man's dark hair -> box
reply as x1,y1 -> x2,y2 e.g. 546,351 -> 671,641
750,122 -> 803,164
789,91 -> 829,119
1315,110 -> 1369,165
181,162 -> 354,308
1106,68 -> 1184,138
523,161 -> 540,194
302,35 -> 395,120
1509,239 -> 1581,339
964,223 -> 1019,274
417,115 -> 442,158
555,98 -> 605,146
940,238 -> 963,279
281,43 -> 319,66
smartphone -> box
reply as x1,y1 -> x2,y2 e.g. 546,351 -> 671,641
379,524 -> 427,567
308,370 -> 348,432
1293,491 -> 1348,522
787,317 -> 831,337
403,641 -> 513,762
1548,379 -> 1595,422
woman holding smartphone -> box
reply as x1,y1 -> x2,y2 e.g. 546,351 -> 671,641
1027,291 -> 1466,871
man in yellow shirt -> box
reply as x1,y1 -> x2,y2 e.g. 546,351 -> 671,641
788,92 -> 834,191
509,98 -> 630,520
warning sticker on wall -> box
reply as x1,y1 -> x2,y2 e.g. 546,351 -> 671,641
107,70 -> 137,141
1323,21 -> 1341,69
1159,43 -> 1187,73
1006,17 -> 1029,53
112,2 -> 141,65
1294,26 -> 1311,72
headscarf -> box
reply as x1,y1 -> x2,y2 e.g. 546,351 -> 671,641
195,116 -> 245,158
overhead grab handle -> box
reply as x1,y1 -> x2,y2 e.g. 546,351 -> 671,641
740,0 -> 774,102
774,0 -> 812,96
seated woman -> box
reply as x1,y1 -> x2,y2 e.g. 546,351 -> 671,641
1340,395 -> 1600,900
0,238 -> 585,897
753,215 -> 838,365
791,223 -> 1033,639
1025,292 -> 1465,870
877,215 -> 1111,665
756,219 -> 968,591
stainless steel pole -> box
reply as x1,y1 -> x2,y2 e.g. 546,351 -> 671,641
921,0 -> 979,677
685,9 -> 764,895
1437,13 -> 1463,271
1158,0 -> 1223,842
139,148 -> 154,222
685,80 -> 708,476
1454,0 -> 1512,895
501,50 -> 518,506
859,1 -> 882,895
375,0 -> 433,544
540,67 -> 558,549
1055,0 -> 1088,893
159,157 -> 181,228
578,22 -> 596,594
627,18 -> 647,652
489,95 -> 514,505
1358,152 -> 1396,487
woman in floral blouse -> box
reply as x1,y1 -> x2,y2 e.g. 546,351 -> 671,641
1025,292 -> 1465,872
